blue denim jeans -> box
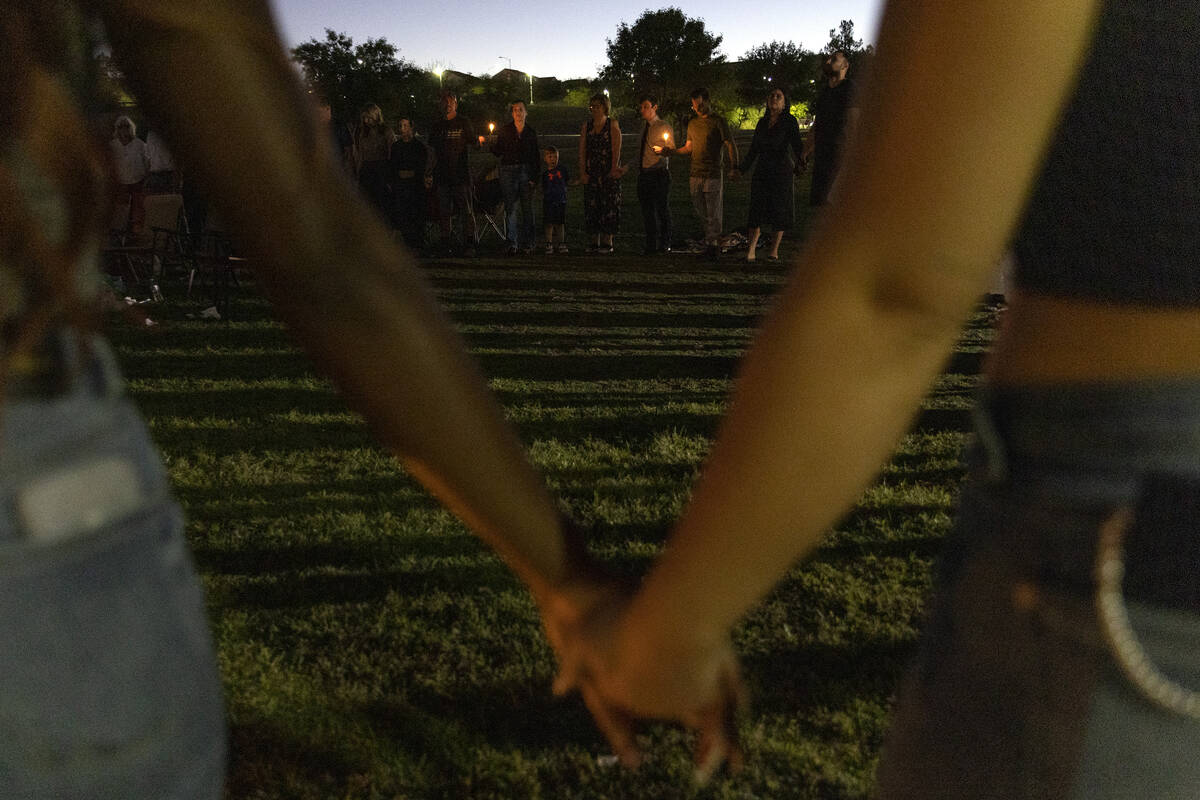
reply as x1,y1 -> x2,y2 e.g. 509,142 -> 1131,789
875,379 -> 1200,799
1,335 -> 226,798
499,163 -> 535,249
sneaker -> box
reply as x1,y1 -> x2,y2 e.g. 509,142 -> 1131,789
556,243 -> 569,254
598,244 -> 614,254
545,243 -> 555,255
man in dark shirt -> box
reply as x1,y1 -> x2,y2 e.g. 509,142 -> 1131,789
803,50 -> 859,205
636,94 -> 673,255
390,117 -> 435,252
428,92 -> 482,256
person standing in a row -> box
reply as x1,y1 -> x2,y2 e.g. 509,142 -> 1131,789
803,49 -> 859,206
389,117 -> 434,253
739,88 -> 804,261
353,104 -> 396,223
636,94 -> 672,256
491,100 -> 540,255
665,88 -> 738,261
429,91 -> 482,257
579,93 -> 623,254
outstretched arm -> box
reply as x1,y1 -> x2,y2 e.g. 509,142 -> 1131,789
93,0 -> 596,609
559,0 -> 1103,765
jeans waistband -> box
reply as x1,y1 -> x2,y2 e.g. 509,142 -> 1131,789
971,378 -> 1200,501
4,329 -> 124,401
0,333 -> 170,550
969,378 -> 1200,612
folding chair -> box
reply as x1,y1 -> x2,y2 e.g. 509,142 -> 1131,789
472,166 -> 506,247
103,193 -> 185,298
186,213 -> 244,320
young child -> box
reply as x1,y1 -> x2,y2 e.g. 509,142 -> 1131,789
541,146 -> 569,254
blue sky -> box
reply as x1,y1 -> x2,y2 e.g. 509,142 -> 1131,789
268,1 -> 885,80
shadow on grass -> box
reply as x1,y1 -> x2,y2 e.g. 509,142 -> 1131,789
815,534 -> 947,564
225,719 -> 373,800
745,634 -> 918,729
192,530 -> 485,577
210,562 -> 521,611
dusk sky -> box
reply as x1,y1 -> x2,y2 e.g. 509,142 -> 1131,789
268,1 -> 885,81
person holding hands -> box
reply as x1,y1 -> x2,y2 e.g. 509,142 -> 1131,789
661,88 -> 738,261
490,100 -> 540,255
553,0 -> 1200,796
578,92 -> 624,254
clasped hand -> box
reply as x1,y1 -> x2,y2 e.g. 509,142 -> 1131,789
540,549 -> 746,783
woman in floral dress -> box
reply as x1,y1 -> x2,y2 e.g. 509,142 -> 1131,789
578,93 -> 624,253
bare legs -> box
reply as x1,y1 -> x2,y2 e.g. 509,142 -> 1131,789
746,228 -> 784,261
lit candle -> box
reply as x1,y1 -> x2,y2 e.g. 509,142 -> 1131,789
488,122 -> 495,133
663,132 -> 670,141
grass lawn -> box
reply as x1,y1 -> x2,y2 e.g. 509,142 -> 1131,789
107,157 -> 998,799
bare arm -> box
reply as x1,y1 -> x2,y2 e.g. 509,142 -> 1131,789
578,121 -> 588,182
723,123 -> 738,175
609,119 -> 622,173
94,0 -> 593,608
594,0 -> 1103,718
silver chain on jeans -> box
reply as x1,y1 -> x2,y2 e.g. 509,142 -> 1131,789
1094,508 -> 1200,719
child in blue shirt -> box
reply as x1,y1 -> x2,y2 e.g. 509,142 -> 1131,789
541,145 -> 569,254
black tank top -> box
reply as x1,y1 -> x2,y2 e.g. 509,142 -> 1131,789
1012,0 -> 1200,307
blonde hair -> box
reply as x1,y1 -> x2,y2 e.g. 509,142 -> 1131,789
113,115 -> 137,137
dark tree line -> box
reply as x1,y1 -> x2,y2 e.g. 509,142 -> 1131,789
599,8 -> 873,126
289,15 -> 873,130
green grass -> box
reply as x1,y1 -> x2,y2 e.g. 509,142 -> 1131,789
107,170 -> 1000,798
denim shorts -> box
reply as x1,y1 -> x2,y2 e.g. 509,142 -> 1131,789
0,335 -> 226,798
875,379 -> 1200,800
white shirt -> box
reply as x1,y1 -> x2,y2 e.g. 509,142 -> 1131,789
111,137 -> 150,184
146,131 -> 175,173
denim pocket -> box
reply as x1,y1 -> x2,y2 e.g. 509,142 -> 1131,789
0,498 -> 226,797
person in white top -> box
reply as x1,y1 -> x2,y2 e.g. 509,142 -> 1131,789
110,115 -> 150,230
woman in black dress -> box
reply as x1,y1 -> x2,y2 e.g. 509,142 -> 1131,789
738,88 -> 803,261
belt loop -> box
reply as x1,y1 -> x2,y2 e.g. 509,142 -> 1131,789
969,387 -> 1009,484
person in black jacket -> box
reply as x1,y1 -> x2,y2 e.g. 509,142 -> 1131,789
490,100 -> 540,254
390,117 -> 434,252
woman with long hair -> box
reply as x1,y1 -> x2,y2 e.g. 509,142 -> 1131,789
738,87 -> 804,262
352,102 -> 396,222
578,92 -> 624,253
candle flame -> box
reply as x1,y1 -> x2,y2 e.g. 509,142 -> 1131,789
489,122 -> 495,132
663,132 -> 669,140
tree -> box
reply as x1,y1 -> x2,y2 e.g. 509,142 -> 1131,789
736,41 -> 822,111
599,7 -> 725,126
291,30 -> 437,126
